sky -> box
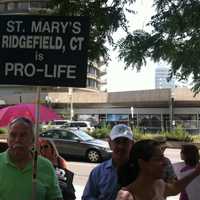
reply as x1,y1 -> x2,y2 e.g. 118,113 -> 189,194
107,0 -> 159,92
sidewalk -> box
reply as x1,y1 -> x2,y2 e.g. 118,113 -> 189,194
74,185 -> 84,200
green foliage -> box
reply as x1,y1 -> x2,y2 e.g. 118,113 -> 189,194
191,135 -> 200,143
0,128 -> 7,134
45,0 -> 136,67
91,125 -> 111,139
116,0 -> 200,93
91,125 -> 195,142
127,125 -> 193,142
163,124 -> 193,142
134,133 -> 157,141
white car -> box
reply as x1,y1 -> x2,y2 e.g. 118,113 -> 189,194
61,121 -> 95,133
49,120 -> 71,129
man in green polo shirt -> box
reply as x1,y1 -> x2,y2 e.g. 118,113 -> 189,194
0,117 -> 63,200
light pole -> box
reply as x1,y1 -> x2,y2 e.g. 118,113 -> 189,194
68,87 -> 74,121
170,89 -> 175,132
130,106 -> 134,131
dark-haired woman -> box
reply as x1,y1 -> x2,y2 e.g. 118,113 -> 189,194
116,140 -> 200,200
179,144 -> 200,200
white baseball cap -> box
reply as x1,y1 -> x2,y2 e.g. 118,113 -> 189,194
109,124 -> 133,141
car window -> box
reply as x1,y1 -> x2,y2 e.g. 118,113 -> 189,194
42,130 -> 60,139
78,123 -> 87,127
52,130 -> 60,139
70,123 -> 78,127
41,130 -> 54,138
63,123 -> 70,127
74,130 -> 94,141
51,121 -> 68,125
60,130 -> 78,140
70,122 -> 87,127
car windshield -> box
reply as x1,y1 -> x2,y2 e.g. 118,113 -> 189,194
75,130 -> 94,141
52,121 -> 66,125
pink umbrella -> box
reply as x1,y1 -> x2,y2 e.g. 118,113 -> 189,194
0,103 -> 62,127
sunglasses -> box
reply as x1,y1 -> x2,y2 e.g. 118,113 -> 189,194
40,144 -> 50,150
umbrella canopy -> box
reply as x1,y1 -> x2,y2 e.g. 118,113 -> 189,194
0,103 -> 62,127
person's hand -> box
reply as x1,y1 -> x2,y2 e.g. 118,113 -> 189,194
116,190 -> 133,200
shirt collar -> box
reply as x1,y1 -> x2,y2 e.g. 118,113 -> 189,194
105,158 -> 116,169
4,151 -> 32,172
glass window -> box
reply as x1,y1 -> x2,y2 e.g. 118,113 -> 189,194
139,114 -> 161,127
0,3 -> 5,12
175,114 -> 197,129
107,114 -> 129,122
78,123 -> 87,127
31,1 -> 48,8
74,130 -> 94,141
61,130 -> 75,140
7,2 -> 16,11
43,130 -> 54,138
87,79 -> 97,88
50,130 -> 60,139
17,2 -> 29,10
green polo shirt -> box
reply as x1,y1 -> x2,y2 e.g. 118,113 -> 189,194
0,151 -> 63,200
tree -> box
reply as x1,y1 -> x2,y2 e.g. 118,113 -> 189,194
46,0 -> 135,67
116,0 -> 200,93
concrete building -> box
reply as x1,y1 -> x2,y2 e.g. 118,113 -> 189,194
155,67 -> 175,89
0,87 -> 200,133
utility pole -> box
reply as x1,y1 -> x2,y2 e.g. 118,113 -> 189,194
130,106 -> 134,131
170,89 -> 175,132
68,87 -> 74,121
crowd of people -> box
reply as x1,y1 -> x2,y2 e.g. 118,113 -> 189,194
0,118 -> 200,200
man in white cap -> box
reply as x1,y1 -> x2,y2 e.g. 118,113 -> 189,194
82,124 -> 134,200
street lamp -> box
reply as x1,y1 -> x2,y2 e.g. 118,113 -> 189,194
170,89 -> 175,132
130,106 -> 134,131
68,87 -> 74,121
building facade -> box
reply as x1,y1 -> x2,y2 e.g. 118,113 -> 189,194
0,86 -> 199,133
47,88 -> 200,134
155,67 -> 175,89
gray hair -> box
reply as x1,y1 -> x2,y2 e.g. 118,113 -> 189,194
8,117 -> 34,136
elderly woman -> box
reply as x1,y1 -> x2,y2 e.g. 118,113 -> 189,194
39,138 -> 76,200
116,139 -> 200,200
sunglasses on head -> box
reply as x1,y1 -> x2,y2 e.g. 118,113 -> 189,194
9,117 -> 33,128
